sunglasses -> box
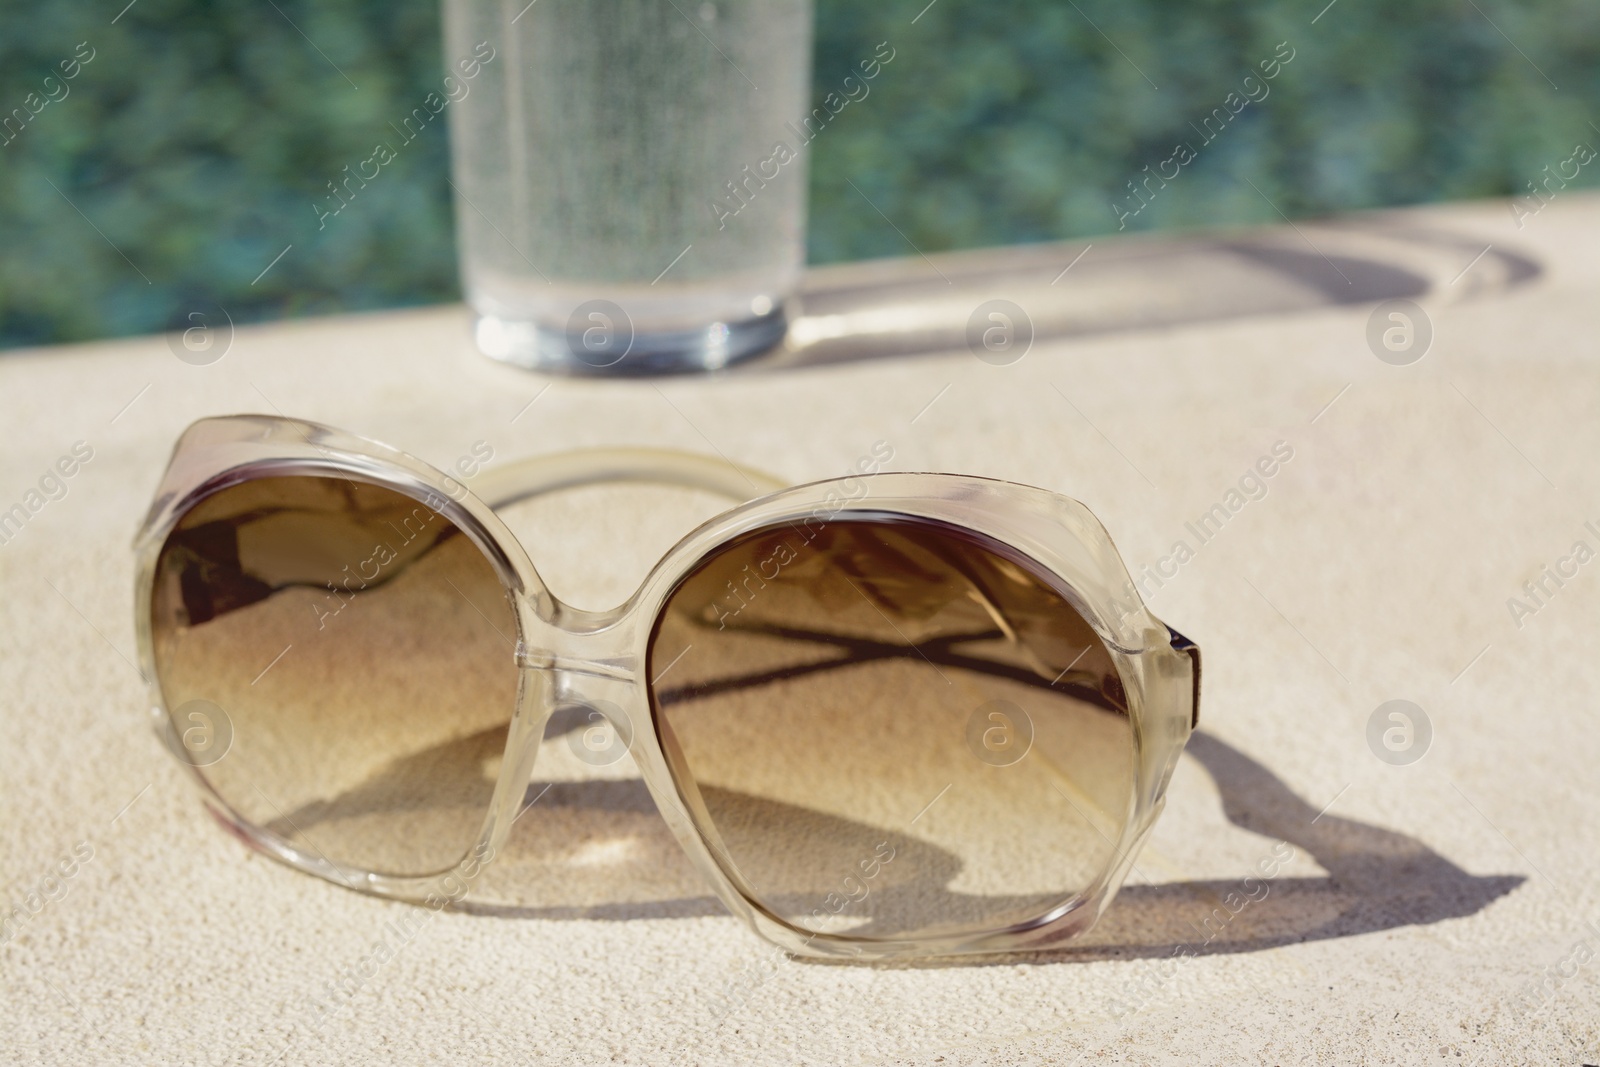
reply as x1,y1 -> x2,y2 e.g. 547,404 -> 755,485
134,415 -> 1200,960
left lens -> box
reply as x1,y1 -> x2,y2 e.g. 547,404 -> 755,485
149,474 -> 520,877
648,513 -> 1135,944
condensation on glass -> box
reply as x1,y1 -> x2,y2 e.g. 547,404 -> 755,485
649,514 -> 1135,943
148,475 -> 520,877
443,0 -> 815,373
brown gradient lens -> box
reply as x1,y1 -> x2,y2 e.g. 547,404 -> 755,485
149,475 -> 520,877
648,514 -> 1134,942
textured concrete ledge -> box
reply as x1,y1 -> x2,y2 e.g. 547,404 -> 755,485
0,194 -> 1596,1065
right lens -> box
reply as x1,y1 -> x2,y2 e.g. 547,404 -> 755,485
649,513 -> 1135,944
149,474 -> 521,878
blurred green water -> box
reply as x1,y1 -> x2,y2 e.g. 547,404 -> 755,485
0,0 -> 1595,349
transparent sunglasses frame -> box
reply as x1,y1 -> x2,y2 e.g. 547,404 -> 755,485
134,415 -> 1199,961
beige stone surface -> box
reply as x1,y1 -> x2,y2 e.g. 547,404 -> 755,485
1,195 -> 1598,1065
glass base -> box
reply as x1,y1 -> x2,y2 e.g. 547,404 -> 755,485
473,307 -> 790,376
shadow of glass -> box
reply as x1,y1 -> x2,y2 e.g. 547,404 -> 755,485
738,220 -> 1541,373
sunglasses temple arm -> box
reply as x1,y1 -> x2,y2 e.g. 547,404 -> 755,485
470,448 -> 787,511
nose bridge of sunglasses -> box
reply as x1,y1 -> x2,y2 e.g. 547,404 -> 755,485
485,444 -> 773,788
534,672 -> 643,758
510,613 -> 679,751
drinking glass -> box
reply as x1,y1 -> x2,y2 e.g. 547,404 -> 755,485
443,0 -> 814,374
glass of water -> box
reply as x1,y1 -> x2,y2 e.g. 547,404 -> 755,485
443,0 -> 814,374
